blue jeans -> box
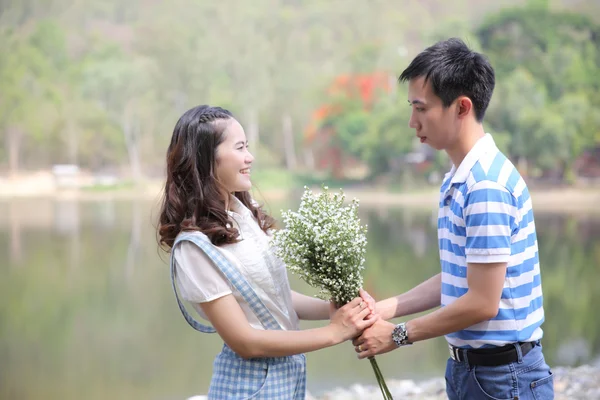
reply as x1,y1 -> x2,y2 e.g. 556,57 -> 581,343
445,342 -> 554,400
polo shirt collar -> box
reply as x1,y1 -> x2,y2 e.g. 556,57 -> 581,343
450,133 -> 496,184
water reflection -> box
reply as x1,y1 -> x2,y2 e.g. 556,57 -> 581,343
9,200 -> 22,265
125,202 -> 142,280
0,197 -> 599,399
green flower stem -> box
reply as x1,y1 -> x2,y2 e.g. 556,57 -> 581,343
369,356 -> 393,399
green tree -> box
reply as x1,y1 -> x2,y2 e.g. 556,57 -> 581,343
478,6 -> 600,180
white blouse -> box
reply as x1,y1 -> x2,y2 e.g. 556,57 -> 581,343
173,195 -> 299,331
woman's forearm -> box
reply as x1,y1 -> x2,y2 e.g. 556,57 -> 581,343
201,294 -> 374,359
242,325 -> 339,358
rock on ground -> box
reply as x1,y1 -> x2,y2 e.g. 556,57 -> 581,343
311,365 -> 600,400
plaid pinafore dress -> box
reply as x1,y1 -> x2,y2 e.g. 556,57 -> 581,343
170,232 -> 307,399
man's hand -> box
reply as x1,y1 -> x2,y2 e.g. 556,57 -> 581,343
352,319 -> 397,359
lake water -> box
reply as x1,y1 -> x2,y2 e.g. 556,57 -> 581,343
1,195 -> 599,399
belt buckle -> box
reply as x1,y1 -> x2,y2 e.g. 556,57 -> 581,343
448,344 -> 462,362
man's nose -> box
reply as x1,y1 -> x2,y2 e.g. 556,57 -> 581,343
408,112 -> 419,129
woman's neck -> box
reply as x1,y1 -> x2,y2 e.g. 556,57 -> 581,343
223,192 -> 234,213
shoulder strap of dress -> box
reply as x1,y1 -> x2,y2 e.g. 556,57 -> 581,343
169,231 -> 282,332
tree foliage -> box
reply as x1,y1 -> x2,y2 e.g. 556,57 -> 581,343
0,0 -> 598,183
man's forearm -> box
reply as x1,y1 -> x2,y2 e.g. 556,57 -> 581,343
292,291 -> 330,320
378,273 -> 441,320
406,291 -> 497,343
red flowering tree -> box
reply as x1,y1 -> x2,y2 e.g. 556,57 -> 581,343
305,72 -> 393,178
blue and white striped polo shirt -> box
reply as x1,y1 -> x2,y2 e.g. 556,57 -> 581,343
438,133 -> 544,349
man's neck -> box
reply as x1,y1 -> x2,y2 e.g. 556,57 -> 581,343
446,124 -> 486,168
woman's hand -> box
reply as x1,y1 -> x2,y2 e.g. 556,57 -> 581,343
329,297 -> 379,342
359,288 -> 377,319
327,289 -> 377,319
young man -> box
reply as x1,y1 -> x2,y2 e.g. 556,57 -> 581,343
353,38 -> 554,399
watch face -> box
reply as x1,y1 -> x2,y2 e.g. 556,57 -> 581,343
393,323 -> 408,346
392,324 -> 406,346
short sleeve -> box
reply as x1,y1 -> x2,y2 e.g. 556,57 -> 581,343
173,241 -> 233,303
463,180 -> 518,264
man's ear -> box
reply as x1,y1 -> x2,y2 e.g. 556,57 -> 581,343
457,97 -> 472,119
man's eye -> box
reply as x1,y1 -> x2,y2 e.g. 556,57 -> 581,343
416,107 -> 425,112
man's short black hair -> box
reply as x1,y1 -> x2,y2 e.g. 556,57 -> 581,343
399,38 -> 495,122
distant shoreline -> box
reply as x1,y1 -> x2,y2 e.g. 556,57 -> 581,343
340,186 -> 600,214
1,177 -> 599,213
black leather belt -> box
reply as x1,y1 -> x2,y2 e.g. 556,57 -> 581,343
449,342 -> 536,367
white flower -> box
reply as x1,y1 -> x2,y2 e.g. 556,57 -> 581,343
271,186 -> 368,305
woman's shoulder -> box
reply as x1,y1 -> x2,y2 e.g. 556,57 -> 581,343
172,231 -> 216,259
174,236 -> 234,271
173,236 -> 203,258
175,230 -> 210,244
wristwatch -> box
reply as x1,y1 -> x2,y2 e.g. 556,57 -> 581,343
392,322 -> 411,347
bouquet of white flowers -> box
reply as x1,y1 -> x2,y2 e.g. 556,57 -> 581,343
272,186 -> 392,399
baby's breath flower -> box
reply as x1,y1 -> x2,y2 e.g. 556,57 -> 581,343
273,188 -> 394,398
272,186 -> 368,305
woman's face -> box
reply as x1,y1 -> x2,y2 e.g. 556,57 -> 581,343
215,119 -> 254,194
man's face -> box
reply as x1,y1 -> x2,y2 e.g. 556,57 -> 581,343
407,77 -> 459,151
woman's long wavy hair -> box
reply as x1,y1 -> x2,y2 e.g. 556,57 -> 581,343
158,105 -> 275,250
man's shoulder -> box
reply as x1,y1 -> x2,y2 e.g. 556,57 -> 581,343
467,150 -> 526,196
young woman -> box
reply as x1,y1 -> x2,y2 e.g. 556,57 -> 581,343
158,105 -> 376,399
